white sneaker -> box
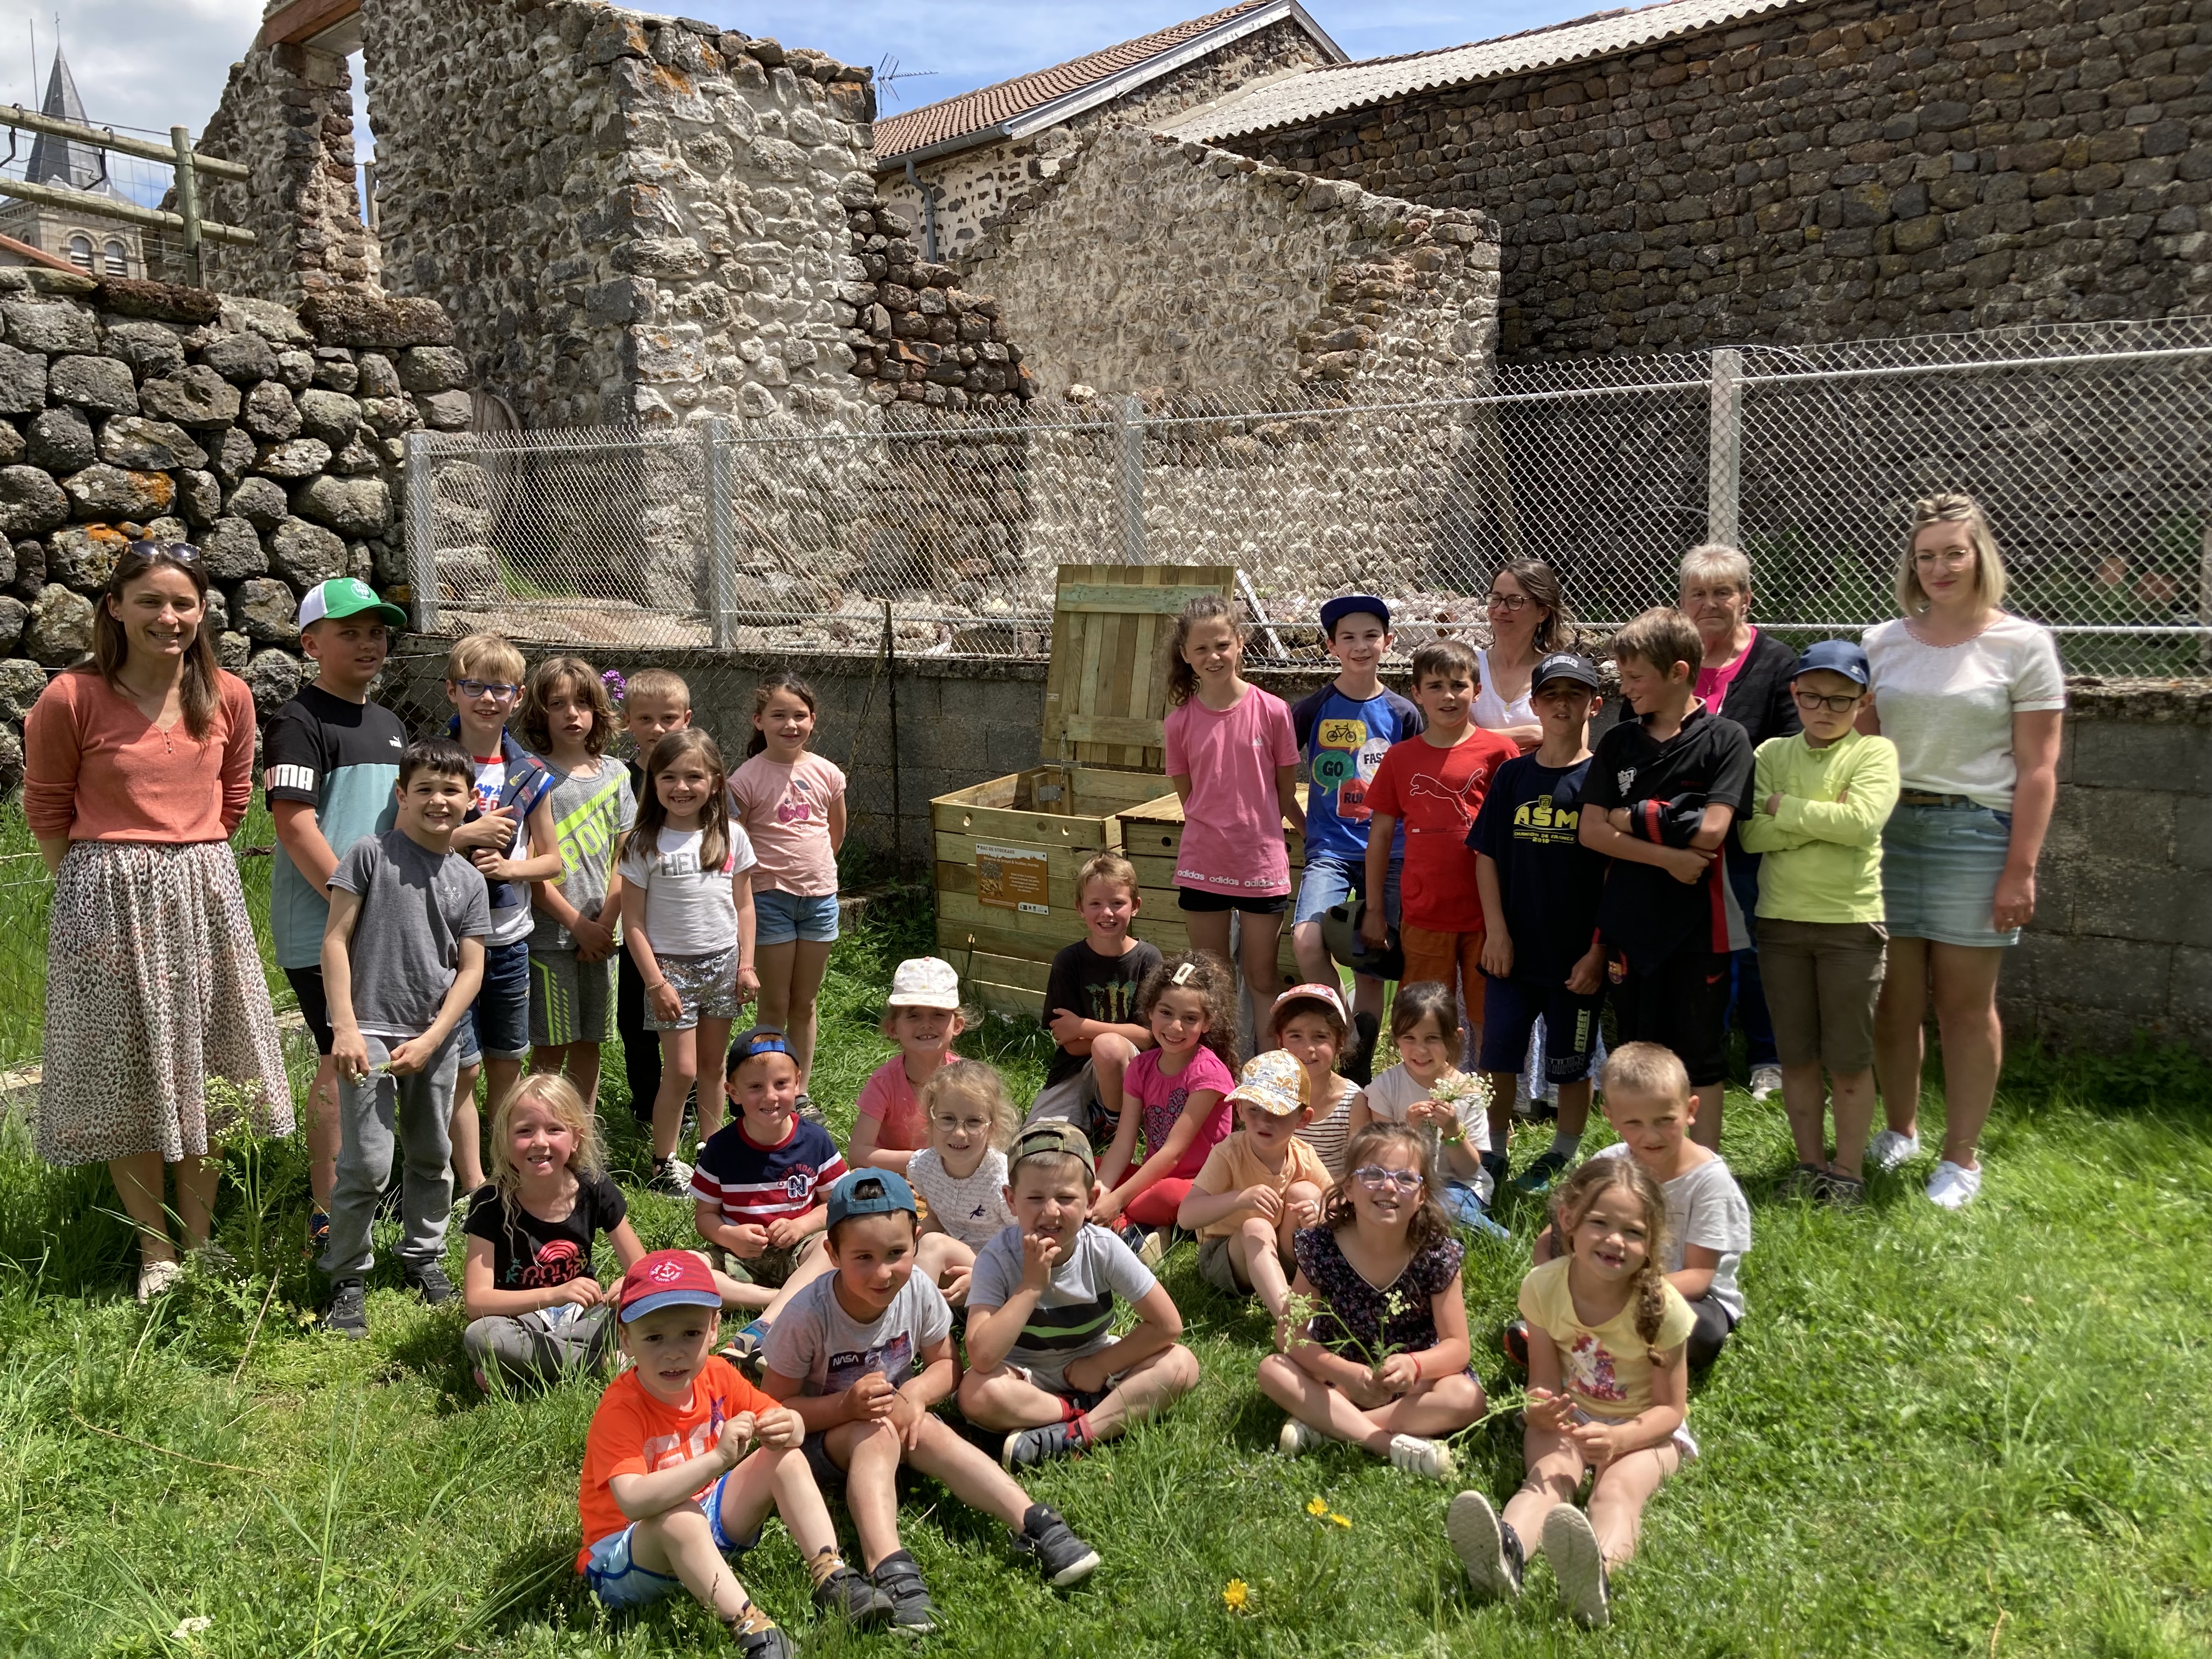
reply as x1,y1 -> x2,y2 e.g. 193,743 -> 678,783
1277,1418 -> 1322,1458
1386,1433 -> 1458,1481
1867,1129 -> 1921,1172
1541,1505 -> 1611,1627
135,1257 -> 183,1305
1925,1159 -> 1983,1210
1749,1064 -> 1782,1102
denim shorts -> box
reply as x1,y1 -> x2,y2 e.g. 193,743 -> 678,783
460,938 -> 532,1066
754,888 -> 840,946
1881,800 -> 2019,948
1291,853 -> 1403,933
583,1469 -> 760,1608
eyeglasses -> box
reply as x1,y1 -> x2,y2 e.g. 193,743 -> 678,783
455,679 -> 521,702
1351,1165 -> 1424,1193
1484,592 -> 1528,612
1912,549 -> 1975,571
1792,689 -> 1863,713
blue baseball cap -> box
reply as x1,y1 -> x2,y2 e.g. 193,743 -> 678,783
1319,594 -> 1391,636
1793,640 -> 1871,686
826,1169 -> 917,1230
1533,651 -> 1602,693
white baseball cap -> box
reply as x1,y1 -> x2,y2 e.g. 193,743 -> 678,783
887,956 -> 962,1010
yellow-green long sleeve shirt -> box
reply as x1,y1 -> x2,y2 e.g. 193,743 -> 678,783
1735,728 -> 1900,923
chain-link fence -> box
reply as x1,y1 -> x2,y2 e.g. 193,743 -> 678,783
405,316 -> 2212,674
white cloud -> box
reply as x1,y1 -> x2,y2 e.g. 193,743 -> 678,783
0,1 -> 261,136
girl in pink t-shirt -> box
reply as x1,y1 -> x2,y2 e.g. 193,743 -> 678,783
729,672 -> 846,1110
1094,952 -> 1238,1245
1161,594 -> 1304,1022
849,955 -> 968,1174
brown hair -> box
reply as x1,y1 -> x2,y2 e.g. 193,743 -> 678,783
1492,558 -> 1577,654
445,630 -> 525,684
1166,592 -> 1243,708
1136,950 -> 1239,1068
1410,637 -> 1479,688
747,670 -> 820,758
622,667 -> 691,709
1900,492 -> 2008,614
488,1073 -> 607,1219
91,541 -> 224,742
516,654 -> 616,758
398,736 -> 473,789
1321,1122 -> 1454,1258
1611,606 -> 1704,677
1270,987 -> 1348,1052
920,1058 -> 1020,1151
1388,980 -> 1461,1045
1075,850 -> 1138,902
633,727 -> 733,876
1550,1156 -> 1673,1364
1600,1040 -> 1691,1103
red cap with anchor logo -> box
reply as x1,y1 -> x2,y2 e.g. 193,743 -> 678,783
616,1249 -> 723,1323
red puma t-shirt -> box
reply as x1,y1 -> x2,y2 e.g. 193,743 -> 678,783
1365,727 -> 1520,933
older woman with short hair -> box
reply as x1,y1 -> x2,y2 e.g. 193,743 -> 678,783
1677,544 -> 1801,1101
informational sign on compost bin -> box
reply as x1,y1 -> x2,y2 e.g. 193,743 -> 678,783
975,844 -> 1051,915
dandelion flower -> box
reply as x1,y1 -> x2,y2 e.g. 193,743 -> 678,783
1329,1512 -> 1351,1528
1306,1497 -> 1329,1516
1223,1579 -> 1251,1612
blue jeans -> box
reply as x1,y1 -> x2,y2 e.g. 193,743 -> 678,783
460,937 -> 531,1066
1443,1179 -> 1509,1240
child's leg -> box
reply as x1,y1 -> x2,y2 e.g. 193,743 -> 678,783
1182,909 -> 1233,973
1363,1371 -> 1488,1440
957,1363 -> 1077,1431
916,1233 -> 977,1302
1256,1351 -> 1400,1455
902,1414 -> 1037,1532
617,945 -> 662,1125
758,1235 -> 833,1322
1082,1344 -> 1200,1442
566,1043 -> 603,1116
1124,1177 -> 1194,1229
1454,933 -> 1486,1066
1829,1068 -> 1878,1177
1779,1063 -> 1830,1167
1556,1077 -> 1592,1138
1235,1216 -> 1293,1319
1499,1423 -> 1587,1544
783,940 -> 834,1090
1872,934 -> 1931,1141
1582,1444 -> 1680,1566
1238,907 -> 1286,1019
712,1443 -> 845,1582
827,1418 -> 911,1571
320,1053 -> 396,1277
1483,1073 -> 1518,1161
1090,1033 -> 1136,1132
396,1051 -> 459,1269
624,1504 -> 760,1627
653,1028 -> 699,1163
1819,923 -> 1889,1177
695,1015 -> 735,1131
449,1058 -> 482,1190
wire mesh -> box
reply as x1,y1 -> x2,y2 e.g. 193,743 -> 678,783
408,318 -> 2212,674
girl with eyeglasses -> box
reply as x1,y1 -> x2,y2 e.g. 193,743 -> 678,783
22,541 -> 293,1304
1256,1122 -> 1484,1482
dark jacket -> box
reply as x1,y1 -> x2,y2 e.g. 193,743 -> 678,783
1716,628 -> 1804,748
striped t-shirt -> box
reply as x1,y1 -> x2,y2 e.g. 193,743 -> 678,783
690,1118 -> 848,1229
967,1222 -> 1156,1386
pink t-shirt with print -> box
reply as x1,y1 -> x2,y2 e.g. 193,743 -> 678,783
730,752 -> 845,896
1161,686 -> 1298,897
854,1056 -> 929,1153
1121,1045 -> 1235,1178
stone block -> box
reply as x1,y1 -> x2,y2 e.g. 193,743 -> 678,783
255,438 -> 333,479
138,366 -> 241,428
276,351 -> 317,392
99,415 -> 207,472
47,355 -> 138,414
0,466 -> 68,539
0,654 -> 41,719
198,330 -> 280,384
242,647 -> 303,716
2067,860 -> 2212,947
47,522 -> 132,589
292,474 -> 391,537
26,406 -> 93,472
62,465 -> 173,522
398,346 -> 470,394
356,353 -> 400,399
310,354 -> 359,394
1,298 -> 94,355
25,582 -> 92,663
2176,809 -> 2212,871
233,576 -> 297,642
2069,718 -> 2212,793
177,469 -> 220,527
2042,784 -> 2174,867
199,516 -> 268,580
420,391 -> 473,431
100,320 -> 187,382
244,380 -> 301,441
296,389 -> 363,447
267,517 -> 347,588
211,427 -> 255,487
0,593 -> 24,654
0,343 -> 45,414
223,475 -> 289,531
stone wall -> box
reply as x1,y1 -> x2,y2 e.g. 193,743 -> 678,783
846,200 -> 1035,410
1223,0 -> 2212,358
0,268 -> 464,783
880,14 -> 1335,260
963,123 -> 1500,395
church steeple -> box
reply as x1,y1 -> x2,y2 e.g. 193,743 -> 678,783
24,42 -> 120,198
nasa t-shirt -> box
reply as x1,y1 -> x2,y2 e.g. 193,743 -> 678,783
1291,685 -> 1423,865
763,1264 -> 953,1397
463,1173 -> 628,1291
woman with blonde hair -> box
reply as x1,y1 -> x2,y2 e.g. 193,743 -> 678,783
1861,495 -> 2064,1209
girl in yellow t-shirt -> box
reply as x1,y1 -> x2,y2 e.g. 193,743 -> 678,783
1444,1158 -> 1693,1629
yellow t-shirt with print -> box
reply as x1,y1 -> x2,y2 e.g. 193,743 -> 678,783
1188,1131 -> 1330,1240
1517,1256 -> 1695,1420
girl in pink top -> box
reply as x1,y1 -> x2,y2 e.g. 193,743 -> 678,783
1094,952 -> 1238,1242
728,672 -> 846,1110
849,956 -> 967,1173
1161,594 -> 1304,1022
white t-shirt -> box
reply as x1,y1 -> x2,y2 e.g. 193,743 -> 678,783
1592,1142 -> 1751,1322
471,752 -> 537,948
1364,1063 -> 1493,1200
1474,648 -> 1538,735
616,823 -> 758,957
1864,613 -> 2065,809
909,1146 -> 1014,1249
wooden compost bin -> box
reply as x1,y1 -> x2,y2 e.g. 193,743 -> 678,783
932,564 -> 1237,1019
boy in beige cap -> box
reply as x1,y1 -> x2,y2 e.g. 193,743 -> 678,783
1177,1049 -> 1329,1329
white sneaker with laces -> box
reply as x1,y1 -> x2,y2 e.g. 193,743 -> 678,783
1387,1433 -> 1458,1481
1277,1418 -> 1322,1458
135,1257 -> 184,1305
1925,1159 -> 1983,1209
1867,1129 -> 1921,1172
1749,1064 -> 1782,1102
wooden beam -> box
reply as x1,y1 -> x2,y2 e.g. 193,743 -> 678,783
0,178 -> 257,246
0,105 -> 247,180
258,0 -> 362,48
0,229 -> 84,275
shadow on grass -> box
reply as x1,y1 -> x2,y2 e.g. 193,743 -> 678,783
476,1531 -> 595,1637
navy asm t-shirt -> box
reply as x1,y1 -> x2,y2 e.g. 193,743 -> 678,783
1468,753 -> 1608,986
1291,685 -> 1423,866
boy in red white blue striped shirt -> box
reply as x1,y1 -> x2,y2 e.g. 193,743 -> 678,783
694,1028 -> 849,1319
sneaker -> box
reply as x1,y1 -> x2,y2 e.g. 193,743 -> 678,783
732,1623 -> 797,1659
1510,1148 -> 1573,1195
651,1155 -> 695,1198
1444,1491 -> 1522,1604
1500,1319 -> 1530,1374
134,1257 -> 183,1305
1867,1129 -> 1921,1172
322,1277 -> 368,1339
869,1550 -> 939,1635
1346,1011 -> 1381,1088
1277,1418 -> 1323,1458
1135,1226 -> 1179,1268
1780,1161 -> 1828,1199
404,1261 -> 455,1306
795,1092 -> 825,1125
812,1564 -> 892,1627
1002,1419 -> 1086,1470
1815,1169 -> 1866,1209
722,1317 -> 772,1364
1386,1433 -> 1457,1481
1749,1064 -> 1783,1102
1016,1503 -> 1102,1588
1925,1159 -> 1983,1210
1542,1505 -> 1611,1627
307,1210 -> 330,1256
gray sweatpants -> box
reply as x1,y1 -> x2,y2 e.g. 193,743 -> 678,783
464,1305 -> 616,1388
319,1032 -> 461,1279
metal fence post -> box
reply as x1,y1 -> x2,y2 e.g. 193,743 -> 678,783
1707,347 -> 1742,548
403,430 -> 439,635
704,419 -> 736,648
1117,396 -> 1146,564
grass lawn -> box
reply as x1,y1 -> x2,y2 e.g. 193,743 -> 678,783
0,894 -> 2207,1657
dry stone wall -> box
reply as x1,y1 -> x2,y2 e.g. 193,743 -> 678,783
1225,0 -> 2212,358
847,199 -> 1034,409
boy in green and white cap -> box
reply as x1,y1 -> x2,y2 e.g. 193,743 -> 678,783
263,577 -> 411,1250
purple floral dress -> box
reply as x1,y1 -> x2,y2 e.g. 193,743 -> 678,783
1292,1224 -> 1465,1364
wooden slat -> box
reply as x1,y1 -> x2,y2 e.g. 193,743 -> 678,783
929,800 -> 1116,850
961,951 -> 1053,994
1061,713 -> 1164,749
1056,583 -> 1208,614
970,979 -> 1047,1019
936,913 -> 1070,967
933,835 -> 1093,881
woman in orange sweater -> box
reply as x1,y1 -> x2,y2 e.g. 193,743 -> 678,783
24,541 -> 292,1302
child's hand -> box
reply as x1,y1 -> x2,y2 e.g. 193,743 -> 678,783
1060,1352 -> 1107,1395
1339,1367 -> 1391,1410
1480,929 -> 1514,978
844,1370 -> 897,1421
736,963 -> 760,1001
1086,1189 -> 1124,1227
385,1035 -> 435,1076
548,1277 -> 603,1309
1283,1191 -> 1320,1228
332,1029 -> 371,1082
1762,792 -> 1783,816
726,1223 -> 771,1259
1376,1353 -> 1422,1395
1236,1184 -> 1283,1223
941,1265 -> 972,1307
647,980 -> 683,1024
570,913 -> 614,961
888,1387 -> 929,1449
1046,1007 -> 1087,1046
1525,1386 -> 1573,1432
1565,944 -> 1605,997
1606,807 -> 1632,833
1568,1417 -> 1625,1466
716,1412 -> 758,1466
764,1216 -> 806,1250
1019,1228 -> 1064,1289
472,848 -> 523,881
754,1404 -> 804,1449
1659,845 -> 1716,884
1359,906 -> 1387,949
453,806 -> 517,851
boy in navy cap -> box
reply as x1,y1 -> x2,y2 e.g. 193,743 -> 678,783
1290,594 -> 1423,1082
1737,640 -> 1900,1204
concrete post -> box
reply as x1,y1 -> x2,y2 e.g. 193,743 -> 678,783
404,429 -> 439,635
1707,347 -> 1743,547
704,419 -> 736,647
1118,396 -> 1146,564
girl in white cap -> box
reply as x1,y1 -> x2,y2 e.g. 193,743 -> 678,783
849,957 -> 968,1175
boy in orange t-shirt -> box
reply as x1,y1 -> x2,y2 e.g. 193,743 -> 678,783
577,1250 -> 889,1648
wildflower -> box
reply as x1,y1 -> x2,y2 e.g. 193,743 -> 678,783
171,1616 -> 212,1640
1306,1497 -> 1329,1517
602,668 -> 628,700
1223,1579 -> 1251,1612
1329,1513 -> 1351,1528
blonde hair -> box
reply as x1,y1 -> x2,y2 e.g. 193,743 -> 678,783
1899,493 -> 2008,614
1075,850 -> 1138,902
623,667 -> 691,709
488,1074 -> 606,1215
920,1058 -> 1019,1150
1550,1157 -> 1673,1365
1678,543 -> 1753,596
446,631 -> 525,685
1610,606 -> 1703,676
1600,1040 -> 1692,1104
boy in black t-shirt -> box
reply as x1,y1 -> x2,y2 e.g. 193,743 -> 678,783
1579,609 -> 1756,1149
1027,853 -> 1160,1148
1469,653 -> 1609,1196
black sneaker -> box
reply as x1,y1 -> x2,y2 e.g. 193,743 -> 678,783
732,1623 -> 797,1659
1814,1169 -> 1866,1209
869,1550 -> 938,1634
404,1261 -> 455,1306
812,1563 -> 891,1626
1016,1503 -> 1101,1588
795,1092 -> 825,1126
1346,1011 -> 1381,1087
1510,1148 -> 1573,1194
1444,1491 -> 1523,1603
1002,1419 -> 1086,1470
651,1155 -> 695,1198
323,1277 -> 368,1339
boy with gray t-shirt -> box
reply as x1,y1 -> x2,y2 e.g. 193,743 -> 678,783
319,738 -> 493,1339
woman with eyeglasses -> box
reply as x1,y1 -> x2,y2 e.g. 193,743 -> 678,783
1675,544 -> 1803,1105
22,541 -> 292,1302
1860,495 -> 2064,1210
1474,560 -> 1578,753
